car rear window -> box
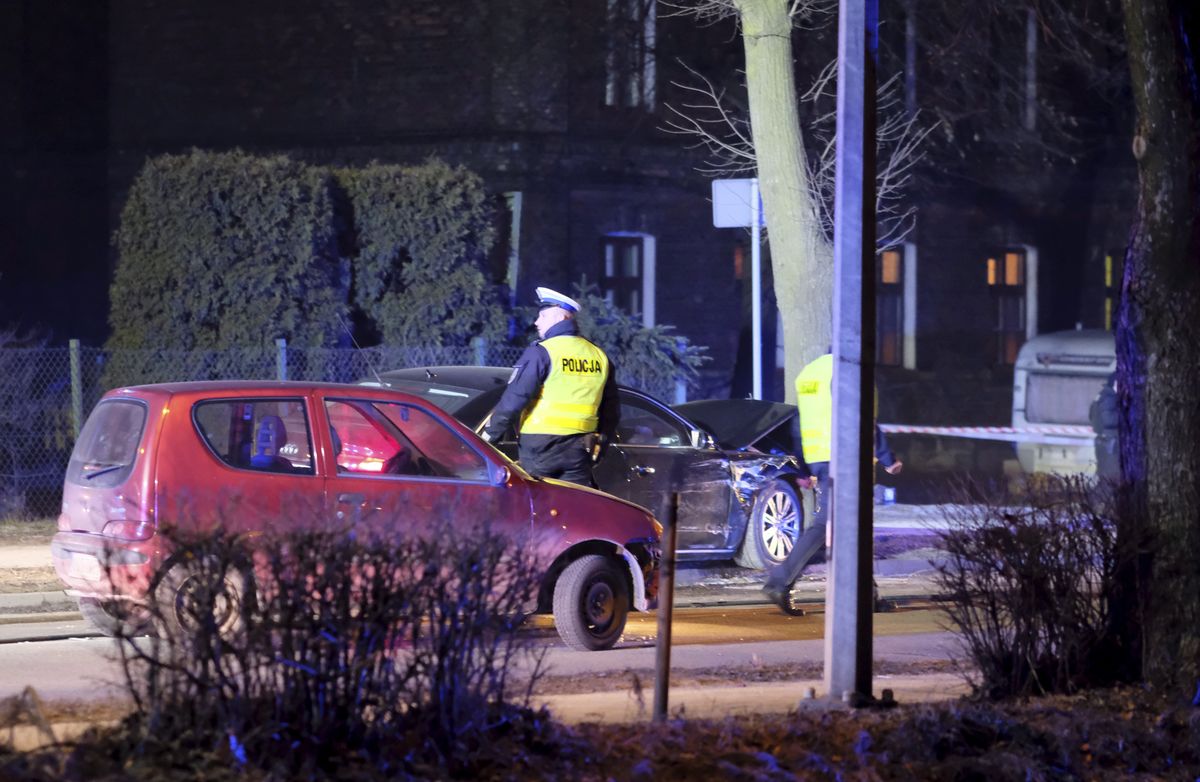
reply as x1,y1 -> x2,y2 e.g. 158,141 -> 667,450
193,398 -> 315,475
66,399 -> 148,488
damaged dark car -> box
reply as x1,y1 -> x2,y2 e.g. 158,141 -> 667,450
366,366 -> 811,569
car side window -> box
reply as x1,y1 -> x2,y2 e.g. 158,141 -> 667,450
193,398 -> 314,475
617,400 -> 686,447
325,400 -> 405,475
377,403 -> 490,482
326,400 -> 490,481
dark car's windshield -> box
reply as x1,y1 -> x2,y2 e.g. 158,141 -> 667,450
370,379 -> 504,429
368,379 -> 479,414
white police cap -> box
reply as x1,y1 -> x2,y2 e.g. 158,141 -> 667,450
535,286 -> 581,313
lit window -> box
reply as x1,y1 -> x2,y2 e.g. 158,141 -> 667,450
1104,251 -> 1122,330
605,0 -> 656,109
1004,251 -> 1023,285
877,249 -> 903,366
988,248 -> 1026,364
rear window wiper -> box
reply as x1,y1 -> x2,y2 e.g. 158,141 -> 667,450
83,463 -> 126,480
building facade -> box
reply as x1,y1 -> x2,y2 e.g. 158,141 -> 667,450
3,0 -> 1134,414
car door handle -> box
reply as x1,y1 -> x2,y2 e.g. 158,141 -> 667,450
337,492 -> 365,504
632,465 -> 656,476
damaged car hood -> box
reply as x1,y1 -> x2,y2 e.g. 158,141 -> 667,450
673,399 -> 797,451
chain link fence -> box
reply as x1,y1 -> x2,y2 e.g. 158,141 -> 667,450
0,339 -> 684,517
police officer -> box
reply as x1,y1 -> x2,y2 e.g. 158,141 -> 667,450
482,286 -> 619,487
763,351 -> 902,610
1089,371 -> 1120,479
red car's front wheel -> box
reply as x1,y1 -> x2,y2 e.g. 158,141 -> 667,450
552,554 -> 630,651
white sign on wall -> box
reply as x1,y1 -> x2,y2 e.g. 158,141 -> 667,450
711,178 -> 764,228
711,177 -> 765,399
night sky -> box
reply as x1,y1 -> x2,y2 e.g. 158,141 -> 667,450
1,1 -> 111,344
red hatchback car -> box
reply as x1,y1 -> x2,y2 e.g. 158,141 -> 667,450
51,381 -> 661,651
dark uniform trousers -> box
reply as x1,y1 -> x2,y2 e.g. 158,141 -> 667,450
518,433 -> 596,487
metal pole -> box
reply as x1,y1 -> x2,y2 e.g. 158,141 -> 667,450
275,338 -> 287,382
69,339 -> 82,440
824,0 -> 878,705
751,178 -> 763,400
674,337 -> 688,404
472,336 -> 488,366
653,493 -> 679,722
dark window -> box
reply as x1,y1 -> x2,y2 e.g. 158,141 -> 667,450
602,236 -> 643,316
605,0 -> 655,109
193,398 -> 314,475
877,248 -> 903,366
987,249 -> 1026,364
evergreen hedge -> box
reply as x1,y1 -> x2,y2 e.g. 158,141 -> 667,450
533,281 -> 708,395
106,149 -> 346,384
105,152 -> 704,394
336,160 -> 506,348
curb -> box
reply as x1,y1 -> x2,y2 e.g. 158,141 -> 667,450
0,611 -> 84,627
0,592 -> 76,618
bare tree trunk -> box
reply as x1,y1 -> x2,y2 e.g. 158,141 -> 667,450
1117,0 -> 1200,692
734,0 -> 833,401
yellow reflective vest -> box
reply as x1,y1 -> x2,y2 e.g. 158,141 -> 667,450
520,335 -> 610,435
794,353 -> 833,464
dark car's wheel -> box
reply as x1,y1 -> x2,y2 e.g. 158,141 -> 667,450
151,557 -> 253,641
78,597 -> 150,637
736,479 -> 804,569
552,555 -> 630,651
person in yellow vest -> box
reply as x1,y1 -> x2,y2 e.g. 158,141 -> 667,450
763,351 -> 902,609
482,286 -> 619,487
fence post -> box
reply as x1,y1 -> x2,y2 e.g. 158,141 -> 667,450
471,336 -> 487,366
276,338 -> 288,381
69,339 -> 83,440
653,493 -> 679,722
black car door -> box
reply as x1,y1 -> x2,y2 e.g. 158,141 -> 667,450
593,391 -> 734,554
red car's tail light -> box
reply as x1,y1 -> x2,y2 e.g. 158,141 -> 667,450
101,520 -> 155,541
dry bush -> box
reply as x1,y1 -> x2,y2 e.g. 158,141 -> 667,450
934,475 -> 1141,698
105,520 -> 547,777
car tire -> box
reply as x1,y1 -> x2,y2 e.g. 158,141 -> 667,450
736,479 -> 804,570
552,554 -> 629,652
77,597 -> 150,637
151,556 -> 253,642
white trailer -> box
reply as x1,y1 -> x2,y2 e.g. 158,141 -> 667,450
1011,329 -> 1115,475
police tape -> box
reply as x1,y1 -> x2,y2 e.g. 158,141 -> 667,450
878,423 -> 1095,446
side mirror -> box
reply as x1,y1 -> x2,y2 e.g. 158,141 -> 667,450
689,429 -> 715,449
489,464 -> 511,486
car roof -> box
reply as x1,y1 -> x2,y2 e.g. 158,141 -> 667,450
374,365 -> 513,390
107,379 -> 434,404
